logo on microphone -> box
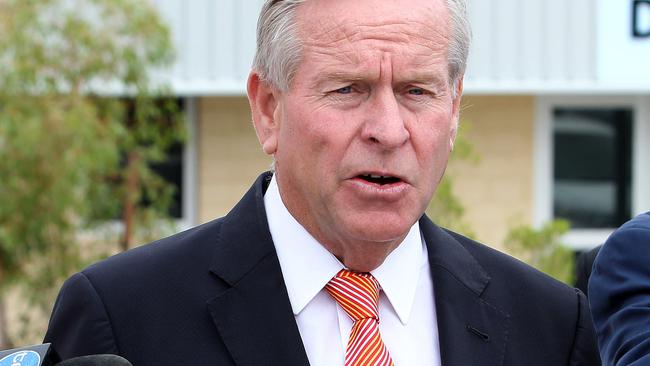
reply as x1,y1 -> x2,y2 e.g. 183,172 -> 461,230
0,350 -> 41,366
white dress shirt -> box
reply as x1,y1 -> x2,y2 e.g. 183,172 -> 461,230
264,176 -> 441,366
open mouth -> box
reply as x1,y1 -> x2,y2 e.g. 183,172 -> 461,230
357,174 -> 401,186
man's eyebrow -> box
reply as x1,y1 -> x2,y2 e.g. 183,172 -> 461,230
403,73 -> 448,87
309,71 -> 368,89
317,71 -> 368,83
312,71 -> 449,88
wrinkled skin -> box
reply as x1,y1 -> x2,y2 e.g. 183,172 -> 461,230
248,0 -> 463,271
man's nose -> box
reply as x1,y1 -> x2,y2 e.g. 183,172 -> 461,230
361,89 -> 410,149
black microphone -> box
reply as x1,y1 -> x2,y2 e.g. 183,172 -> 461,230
0,343 -> 60,365
56,355 -> 132,366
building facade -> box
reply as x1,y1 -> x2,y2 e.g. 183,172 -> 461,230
153,0 -> 650,250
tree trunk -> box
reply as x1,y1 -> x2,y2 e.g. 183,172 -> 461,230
120,151 -> 141,252
0,298 -> 13,350
0,265 -> 11,350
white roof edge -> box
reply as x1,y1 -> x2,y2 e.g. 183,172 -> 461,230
463,81 -> 650,95
163,80 -> 650,97
168,80 -> 247,97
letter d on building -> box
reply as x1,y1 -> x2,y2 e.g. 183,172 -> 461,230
633,0 -> 650,37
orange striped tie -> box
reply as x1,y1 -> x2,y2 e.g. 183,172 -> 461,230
325,269 -> 395,366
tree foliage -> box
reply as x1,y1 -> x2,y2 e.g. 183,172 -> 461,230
427,121 -> 575,284
504,219 -> 575,284
0,0 -> 183,347
427,122 -> 479,237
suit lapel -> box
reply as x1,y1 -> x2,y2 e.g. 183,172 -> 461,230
420,217 -> 510,366
206,173 -> 310,366
204,175 -> 510,366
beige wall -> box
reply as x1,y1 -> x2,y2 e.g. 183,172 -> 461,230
196,95 -> 537,249
448,95 -> 535,249
197,97 -> 272,222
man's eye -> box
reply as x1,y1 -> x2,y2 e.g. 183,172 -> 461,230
334,86 -> 353,94
408,88 -> 425,96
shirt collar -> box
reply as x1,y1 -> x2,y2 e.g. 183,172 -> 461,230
265,175 -> 426,325
371,222 -> 427,325
265,176 -> 343,316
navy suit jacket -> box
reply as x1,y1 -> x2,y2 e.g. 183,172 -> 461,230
45,172 -> 600,365
589,212 -> 650,365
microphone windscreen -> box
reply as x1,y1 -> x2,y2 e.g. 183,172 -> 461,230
0,343 -> 60,365
56,355 -> 132,366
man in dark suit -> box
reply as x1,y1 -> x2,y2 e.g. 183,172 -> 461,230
589,212 -> 650,365
45,0 -> 600,364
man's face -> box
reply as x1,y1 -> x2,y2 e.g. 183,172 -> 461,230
251,0 -> 462,268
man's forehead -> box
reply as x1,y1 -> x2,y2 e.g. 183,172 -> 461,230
295,0 -> 449,42
292,0 -> 450,79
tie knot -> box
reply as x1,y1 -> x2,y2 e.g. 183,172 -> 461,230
325,269 -> 380,322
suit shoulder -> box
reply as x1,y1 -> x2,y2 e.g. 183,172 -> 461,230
444,229 -> 577,298
81,217 -> 225,284
624,211 -> 650,229
444,230 -> 599,354
605,212 -> 650,246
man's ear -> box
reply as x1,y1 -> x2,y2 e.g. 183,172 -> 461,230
247,71 -> 280,155
449,77 -> 464,151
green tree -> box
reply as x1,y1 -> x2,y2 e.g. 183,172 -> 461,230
426,121 -> 575,284
504,219 -> 575,284
0,0 -> 183,347
427,121 -> 479,237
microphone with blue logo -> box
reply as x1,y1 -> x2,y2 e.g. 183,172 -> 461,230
0,344 -> 59,366
0,344 -> 131,365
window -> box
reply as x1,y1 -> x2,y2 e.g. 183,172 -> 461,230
150,141 -> 184,219
90,97 -> 196,237
553,108 -> 633,228
537,96 -> 650,249
117,97 -> 191,222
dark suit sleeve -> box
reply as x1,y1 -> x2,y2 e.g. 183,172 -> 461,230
569,289 -> 601,365
589,225 -> 650,365
44,272 -> 120,359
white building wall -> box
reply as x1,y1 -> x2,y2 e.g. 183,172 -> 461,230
152,0 -> 264,95
151,0 -> 649,95
149,0 -> 649,246
467,0 -> 599,93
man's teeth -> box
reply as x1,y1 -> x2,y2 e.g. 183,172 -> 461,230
365,174 -> 391,179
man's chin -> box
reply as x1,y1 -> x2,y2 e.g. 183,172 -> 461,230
346,221 -> 414,247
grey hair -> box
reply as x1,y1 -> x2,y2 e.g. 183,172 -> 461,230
252,0 -> 306,91
252,0 -> 471,94
446,0 -> 472,95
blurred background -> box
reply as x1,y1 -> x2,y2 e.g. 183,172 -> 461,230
0,0 -> 649,348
